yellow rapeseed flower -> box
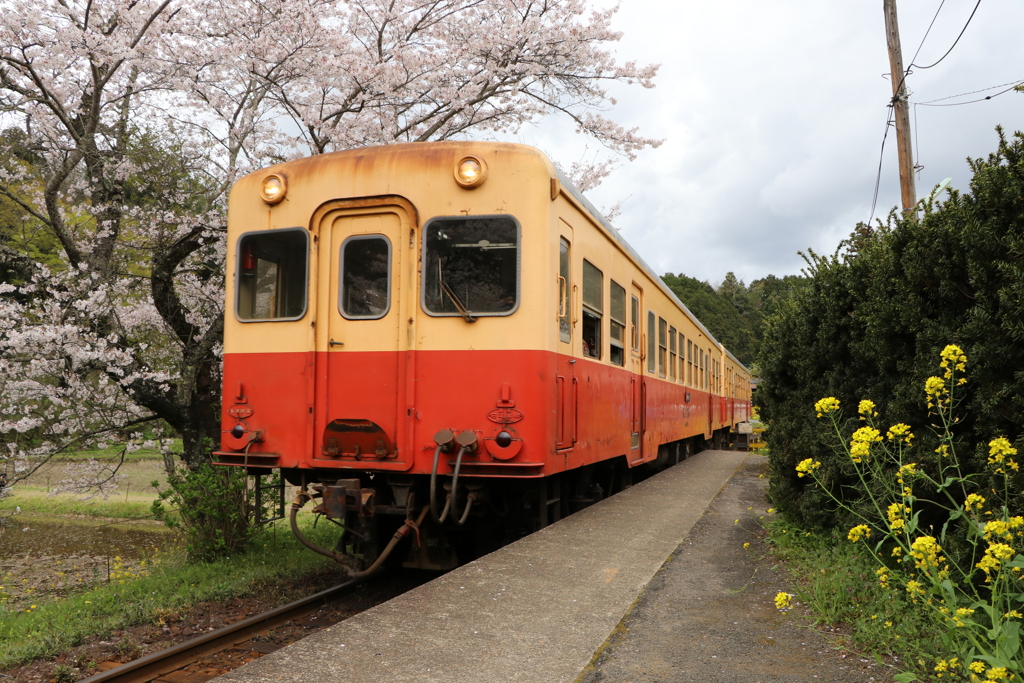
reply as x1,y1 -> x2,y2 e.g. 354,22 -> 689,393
983,520 -> 1014,542
848,524 -> 871,543
969,661 -> 987,674
910,536 -> 944,572
965,493 -> 986,513
887,502 -> 910,533
887,423 -> 914,445
876,566 -> 891,588
925,376 -> 948,409
858,399 -> 878,419
795,458 -> 822,478
977,542 -> 1015,580
814,397 -> 840,417
988,438 -> 1019,475
897,462 -> 918,485
774,592 -> 793,610
849,426 -> 881,464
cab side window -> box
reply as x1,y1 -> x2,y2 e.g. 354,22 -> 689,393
236,228 -> 308,321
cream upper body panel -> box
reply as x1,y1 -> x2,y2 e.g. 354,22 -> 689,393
225,142 -> 556,356
224,141 -> 750,386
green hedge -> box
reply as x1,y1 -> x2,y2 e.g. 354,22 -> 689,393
758,129 -> 1024,530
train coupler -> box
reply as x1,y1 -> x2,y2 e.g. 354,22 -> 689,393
314,479 -> 376,520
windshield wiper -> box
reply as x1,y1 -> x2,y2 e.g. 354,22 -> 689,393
438,259 -> 476,323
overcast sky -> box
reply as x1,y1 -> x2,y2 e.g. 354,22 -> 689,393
520,0 -> 1024,286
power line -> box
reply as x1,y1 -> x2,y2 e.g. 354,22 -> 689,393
917,79 -> 1024,106
909,0 -> 948,68
869,109 -> 896,226
911,0 -> 982,70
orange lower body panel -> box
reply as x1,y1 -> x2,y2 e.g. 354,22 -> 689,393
217,350 -> 747,479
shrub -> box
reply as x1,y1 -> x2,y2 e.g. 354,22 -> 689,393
759,129 -> 1024,529
152,463 -> 252,561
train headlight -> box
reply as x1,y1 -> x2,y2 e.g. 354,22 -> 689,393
260,173 -> 287,204
454,156 -> 487,189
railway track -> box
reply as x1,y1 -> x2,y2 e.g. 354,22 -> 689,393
77,579 -> 362,683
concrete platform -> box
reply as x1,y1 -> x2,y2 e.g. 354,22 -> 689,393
217,449 -> 748,683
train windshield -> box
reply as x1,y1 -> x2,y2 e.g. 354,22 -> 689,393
235,228 -> 308,321
423,216 -> 519,317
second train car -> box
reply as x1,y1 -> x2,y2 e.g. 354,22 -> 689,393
215,142 -> 751,572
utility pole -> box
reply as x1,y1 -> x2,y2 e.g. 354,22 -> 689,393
884,0 -> 917,213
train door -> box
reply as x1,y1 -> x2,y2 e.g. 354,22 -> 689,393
555,230 -> 576,451
705,350 -> 714,439
313,202 -> 415,469
629,285 -> 644,463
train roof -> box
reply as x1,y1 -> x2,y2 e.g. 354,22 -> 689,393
551,164 -> 749,373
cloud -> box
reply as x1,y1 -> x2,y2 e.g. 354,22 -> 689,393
521,0 -> 1024,285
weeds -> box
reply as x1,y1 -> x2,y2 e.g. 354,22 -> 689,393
0,517 -> 341,668
794,346 -> 1024,681
769,519 -> 936,675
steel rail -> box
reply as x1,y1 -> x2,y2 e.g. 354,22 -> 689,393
77,579 -> 361,683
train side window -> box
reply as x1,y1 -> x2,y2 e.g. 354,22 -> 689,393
699,349 -> 704,389
582,260 -> 602,359
609,280 -> 625,366
678,333 -> 685,383
669,326 -> 677,381
647,311 -> 656,373
687,339 -> 693,386
339,235 -> 391,319
559,238 -> 571,343
630,295 -> 640,353
236,228 -> 308,321
658,317 -> 667,378
423,215 -> 519,317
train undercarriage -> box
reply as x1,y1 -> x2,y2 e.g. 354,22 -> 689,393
271,429 -> 736,576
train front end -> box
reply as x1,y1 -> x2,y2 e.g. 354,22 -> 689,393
216,143 -> 559,570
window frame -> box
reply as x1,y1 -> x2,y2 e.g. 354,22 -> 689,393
420,214 -> 522,318
658,317 -> 667,378
647,311 -> 656,373
558,237 -> 571,344
609,280 -> 626,366
581,259 -> 603,360
338,234 -> 393,320
669,325 -> 677,381
631,295 -> 641,354
234,227 -> 309,323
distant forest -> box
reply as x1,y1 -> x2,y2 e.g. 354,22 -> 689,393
660,272 -> 806,369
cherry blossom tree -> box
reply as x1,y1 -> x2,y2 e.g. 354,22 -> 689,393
0,0 -> 658,495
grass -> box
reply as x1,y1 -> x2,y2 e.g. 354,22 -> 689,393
767,518 -> 938,679
0,517 -> 343,669
0,490 -> 157,520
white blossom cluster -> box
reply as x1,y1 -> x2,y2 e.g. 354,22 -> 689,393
0,0 -> 658,491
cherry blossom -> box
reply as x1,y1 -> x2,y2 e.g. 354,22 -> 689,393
0,0 -> 658,495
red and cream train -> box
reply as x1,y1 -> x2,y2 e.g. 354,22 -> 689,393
215,142 -> 751,571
